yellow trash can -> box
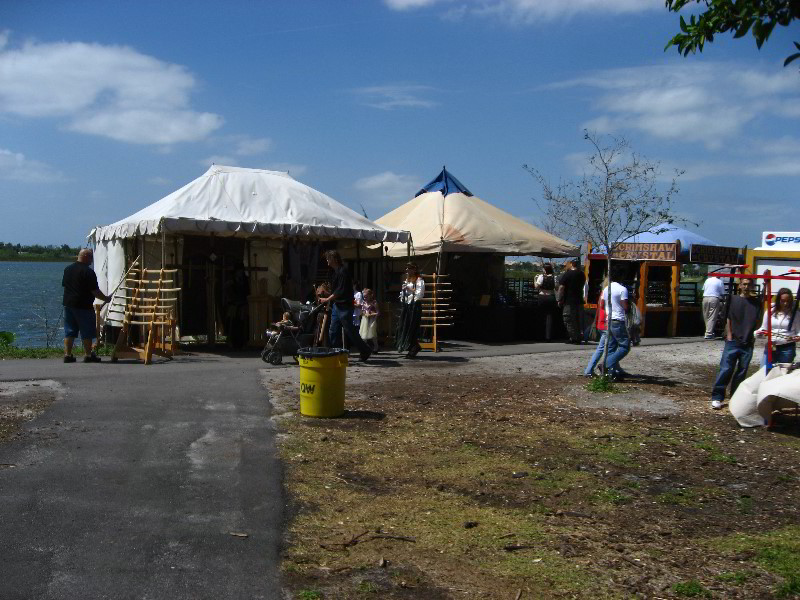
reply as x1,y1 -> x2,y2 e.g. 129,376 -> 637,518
297,347 -> 348,417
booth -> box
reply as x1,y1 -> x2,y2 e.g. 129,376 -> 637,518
375,168 -> 578,344
584,227 -> 740,337
90,165 -> 409,347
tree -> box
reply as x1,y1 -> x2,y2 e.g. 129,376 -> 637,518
665,0 -> 800,67
524,131 -> 685,377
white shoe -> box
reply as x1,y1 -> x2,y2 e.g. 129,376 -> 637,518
711,400 -> 723,410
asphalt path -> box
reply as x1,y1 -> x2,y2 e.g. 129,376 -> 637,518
0,354 -> 283,600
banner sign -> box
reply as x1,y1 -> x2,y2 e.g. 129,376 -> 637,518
689,244 -> 740,265
762,232 -> 800,249
611,242 -> 677,261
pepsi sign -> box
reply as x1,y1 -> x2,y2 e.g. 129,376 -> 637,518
762,232 -> 800,248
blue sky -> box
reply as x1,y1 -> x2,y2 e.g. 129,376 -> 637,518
1,0 -> 798,248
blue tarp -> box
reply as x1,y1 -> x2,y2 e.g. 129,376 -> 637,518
415,166 -> 472,198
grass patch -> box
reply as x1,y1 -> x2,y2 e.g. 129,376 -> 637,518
0,343 -> 117,360
673,580 -> 712,598
593,487 -> 632,505
296,590 -> 323,600
656,488 -> 699,507
586,375 -> 616,393
716,571 -> 752,585
710,526 -> 800,597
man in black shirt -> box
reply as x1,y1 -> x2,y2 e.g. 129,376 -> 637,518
710,278 -> 761,409
62,249 -> 111,363
558,259 -> 586,344
319,250 -> 371,362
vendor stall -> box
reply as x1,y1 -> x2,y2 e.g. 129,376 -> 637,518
584,226 -> 740,337
375,167 -> 578,345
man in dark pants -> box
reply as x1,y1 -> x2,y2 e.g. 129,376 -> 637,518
319,250 -> 371,362
710,278 -> 761,410
558,259 -> 586,344
62,248 -> 111,363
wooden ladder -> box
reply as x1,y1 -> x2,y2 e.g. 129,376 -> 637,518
109,265 -> 181,364
419,273 -> 455,353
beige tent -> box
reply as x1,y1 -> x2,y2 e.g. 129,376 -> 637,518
376,168 -> 577,258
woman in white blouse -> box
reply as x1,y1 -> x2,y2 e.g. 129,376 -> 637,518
756,287 -> 799,365
396,262 -> 425,358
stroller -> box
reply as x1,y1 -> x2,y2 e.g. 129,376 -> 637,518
261,298 -> 326,365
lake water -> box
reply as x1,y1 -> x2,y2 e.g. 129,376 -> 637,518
0,261 -> 69,347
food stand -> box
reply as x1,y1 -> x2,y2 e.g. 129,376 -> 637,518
584,234 -> 741,337
584,242 -> 684,337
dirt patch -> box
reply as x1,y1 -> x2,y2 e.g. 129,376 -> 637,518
267,346 -> 800,599
0,379 -> 63,445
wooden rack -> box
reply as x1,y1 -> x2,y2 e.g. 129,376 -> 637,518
108,266 -> 181,364
419,273 -> 454,353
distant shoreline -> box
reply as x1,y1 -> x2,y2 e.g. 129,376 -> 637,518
0,257 -> 74,263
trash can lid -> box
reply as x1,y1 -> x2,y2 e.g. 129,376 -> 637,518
297,347 -> 350,358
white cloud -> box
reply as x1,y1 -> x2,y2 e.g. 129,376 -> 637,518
351,84 -> 438,110
234,136 -> 273,156
384,0 -> 439,9
744,159 -> 800,177
0,39 -> 223,144
354,171 -> 419,207
384,0 -> 657,20
0,148 -> 64,182
550,63 -> 798,150
147,176 -> 171,185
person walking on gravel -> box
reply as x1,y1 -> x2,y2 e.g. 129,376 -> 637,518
62,248 -> 111,363
702,275 -> 724,339
710,279 -> 761,410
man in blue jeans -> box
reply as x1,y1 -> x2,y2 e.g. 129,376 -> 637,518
710,278 -> 761,409
601,278 -> 630,379
319,250 -> 371,362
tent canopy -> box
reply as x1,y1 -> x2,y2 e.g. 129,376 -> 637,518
376,167 -> 578,258
595,224 -> 720,258
90,165 -> 409,243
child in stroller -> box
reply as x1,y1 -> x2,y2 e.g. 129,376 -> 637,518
261,298 -> 325,365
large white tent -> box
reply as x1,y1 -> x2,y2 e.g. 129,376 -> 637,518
88,165 -> 409,340
376,168 -> 577,258
91,165 -> 409,243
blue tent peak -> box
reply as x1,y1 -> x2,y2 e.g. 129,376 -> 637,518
415,166 -> 472,198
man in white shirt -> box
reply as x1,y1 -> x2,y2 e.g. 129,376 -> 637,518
702,276 -> 725,340
601,279 -> 630,378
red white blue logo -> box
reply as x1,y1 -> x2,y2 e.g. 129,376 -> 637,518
765,233 -> 777,246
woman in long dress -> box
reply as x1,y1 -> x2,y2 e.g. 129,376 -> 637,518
359,288 -> 380,352
396,263 -> 425,358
